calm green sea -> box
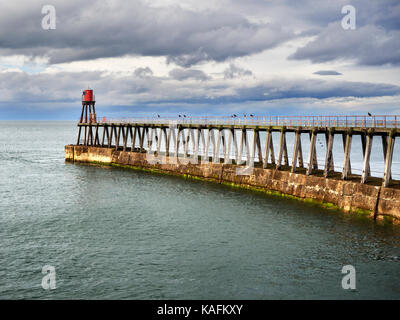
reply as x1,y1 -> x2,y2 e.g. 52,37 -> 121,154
0,121 -> 399,299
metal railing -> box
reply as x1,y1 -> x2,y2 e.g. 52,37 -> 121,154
91,115 -> 400,128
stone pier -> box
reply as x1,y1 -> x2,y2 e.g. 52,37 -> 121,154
65,145 -> 400,223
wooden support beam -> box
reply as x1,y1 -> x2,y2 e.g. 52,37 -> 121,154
189,128 -> 197,162
224,129 -> 233,164
325,132 -> 334,172
101,125 -> 106,147
250,130 -> 258,168
89,125 -> 92,145
94,125 -> 100,146
383,135 -> 395,187
382,135 -> 392,180
79,107 -> 84,124
238,129 -> 244,165
105,126 -> 110,147
147,128 -> 153,150
291,130 -> 301,173
108,125 -> 113,148
276,130 -> 286,170
157,128 -> 162,155
129,126 -> 134,150
210,129 -> 216,162
153,128 -> 159,153
269,133 -> 275,165
92,126 -> 97,146
324,131 -> 334,178
92,125 -> 97,146
232,129 -> 239,164
342,133 -> 351,174
297,133 -> 304,168
310,132 -> 318,170
198,129 -> 205,161
214,129 -> 222,163
263,130 -> 272,168
114,126 -> 119,148
361,134 -> 373,184
166,126 -> 172,156
307,131 -> 317,175
137,127 -> 142,151
122,126 -> 128,151
382,135 -> 388,160
194,128 -> 200,162
115,126 -> 121,150
238,129 -> 250,165
175,128 -> 181,159
256,130 -> 263,164
183,129 -> 189,157
283,133 -> 289,166
221,130 -> 226,160
342,132 -> 352,180
76,126 -> 82,145
84,126 -> 88,146
203,129 -> 210,163
361,133 -> 370,177
163,128 -> 168,156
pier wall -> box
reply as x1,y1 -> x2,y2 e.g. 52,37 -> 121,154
65,145 -> 400,222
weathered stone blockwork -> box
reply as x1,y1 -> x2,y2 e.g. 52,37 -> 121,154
65,145 -> 400,221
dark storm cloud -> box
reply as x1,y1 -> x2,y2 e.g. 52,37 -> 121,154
235,80 -> 400,102
0,71 -> 398,106
313,70 -> 342,76
287,0 -> 400,66
290,24 -> 400,66
2,0 -> 398,67
0,0 -> 293,67
226,0 -> 400,66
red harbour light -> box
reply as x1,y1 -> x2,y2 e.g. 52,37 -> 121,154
82,89 -> 94,102
79,88 -> 96,124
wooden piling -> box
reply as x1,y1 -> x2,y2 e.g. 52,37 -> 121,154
76,126 -> 82,146
307,130 -> 317,175
383,134 -> 395,187
361,134 -> 373,184
324,130 -> 334,178
291,130 -> 301,173
276,129 -> 286,170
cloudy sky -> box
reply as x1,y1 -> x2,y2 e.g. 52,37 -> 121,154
0,0 -> 399,119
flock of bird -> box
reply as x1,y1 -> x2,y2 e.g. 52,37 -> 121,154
156,114 -> 255,118
155,113 -> 374,119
